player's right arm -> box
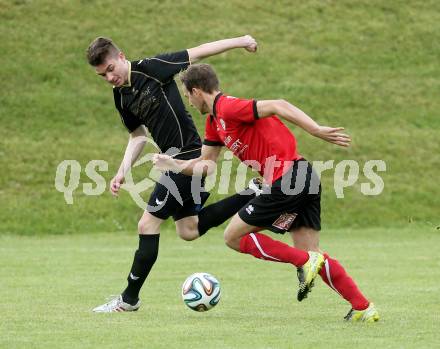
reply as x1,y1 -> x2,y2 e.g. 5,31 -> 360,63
187,35 -> 257,62
110,125 -> 148,196
138,35 -> 257,83
256,99 -> 352,147
152,145 -> 222,177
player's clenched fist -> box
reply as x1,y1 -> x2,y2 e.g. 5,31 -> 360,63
152,153 -> 176,172
243,35 -> 257,52
110,173 -> 125,196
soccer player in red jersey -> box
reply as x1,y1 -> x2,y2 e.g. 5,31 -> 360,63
153,64 -> 379,322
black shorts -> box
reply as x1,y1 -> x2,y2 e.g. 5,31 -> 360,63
238,159 -> 321,233
147,171 -> 209,221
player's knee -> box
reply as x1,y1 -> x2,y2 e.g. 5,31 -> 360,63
137,219 -> 149,234
138,216 -> 160,235
177,229 -> 199,241
223,230 -> 236,249
175,220 -> 199,241
224,238 -> 234,249
138,218 -> 153,234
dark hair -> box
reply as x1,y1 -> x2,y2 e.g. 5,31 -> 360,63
86,37 -> 121,66
180,64 -> 219,93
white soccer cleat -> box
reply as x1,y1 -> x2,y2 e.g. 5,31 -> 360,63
92,295 -> 141,313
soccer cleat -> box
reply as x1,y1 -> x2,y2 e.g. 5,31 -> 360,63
248,177 -> 264,196
344,303 -> 379,323
297,251 -> 325,301
92,295 -> 141,313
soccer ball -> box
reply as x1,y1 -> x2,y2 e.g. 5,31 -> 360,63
181,272 -> 221,312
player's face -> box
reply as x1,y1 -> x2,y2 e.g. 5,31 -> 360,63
183,86 -> 209,114
95,52 -> 129,87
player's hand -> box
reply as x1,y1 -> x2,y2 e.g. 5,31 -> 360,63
313,126 -> 351,147
110,173 -> 125,196
243,35 -> 257,52
152,153 -> 176,172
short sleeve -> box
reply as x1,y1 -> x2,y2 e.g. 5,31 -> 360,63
135,50 -> 190,83
203,116 -> 223,146
113,89 -> 141,133
220,96 -> 259,124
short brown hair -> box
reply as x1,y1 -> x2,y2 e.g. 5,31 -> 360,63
86,37 -> 121,66
180,64 -> 219,93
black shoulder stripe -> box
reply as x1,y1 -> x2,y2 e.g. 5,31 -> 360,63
253,100 -> 259,119
203,140 -> 224,146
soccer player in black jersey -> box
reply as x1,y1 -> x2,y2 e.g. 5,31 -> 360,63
86,35 -> 258,312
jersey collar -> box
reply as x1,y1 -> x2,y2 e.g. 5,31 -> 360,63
212,92 -> 223,118
121,60 -> 132,87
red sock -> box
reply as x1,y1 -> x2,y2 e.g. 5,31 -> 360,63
319,253 -> 370,310
239,233 -> 309,267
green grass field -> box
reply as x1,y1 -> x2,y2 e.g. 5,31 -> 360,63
1,226 -> 439,348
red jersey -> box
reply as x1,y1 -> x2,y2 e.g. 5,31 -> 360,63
204,94 -> 302,183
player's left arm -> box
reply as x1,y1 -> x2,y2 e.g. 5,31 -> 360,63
256,100 -> 351,147
187,35 -> 257,63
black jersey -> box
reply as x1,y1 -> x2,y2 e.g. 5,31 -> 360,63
113,50 -> 201,159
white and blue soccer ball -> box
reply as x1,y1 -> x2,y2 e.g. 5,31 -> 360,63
181,272 -> 221,312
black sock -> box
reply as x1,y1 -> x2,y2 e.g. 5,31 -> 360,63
122,234 -> 159,304
197,190 -> 255,236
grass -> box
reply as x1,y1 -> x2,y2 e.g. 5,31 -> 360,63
1,226 -> 439,348
1,0 -> 439,234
